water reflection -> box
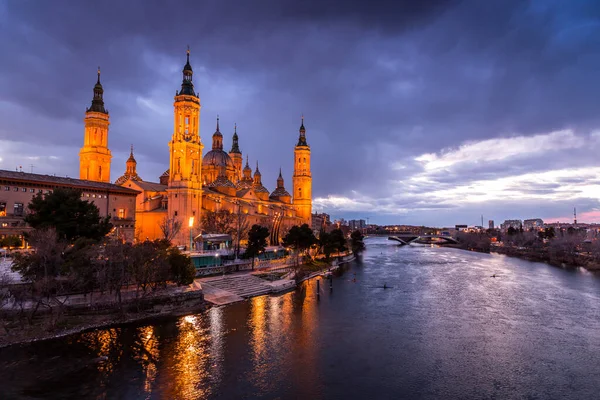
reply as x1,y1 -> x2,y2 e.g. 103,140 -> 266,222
133,326 -> 158,396
1,238 -> 600,399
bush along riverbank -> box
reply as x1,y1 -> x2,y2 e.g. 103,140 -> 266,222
450,231 -> 600,271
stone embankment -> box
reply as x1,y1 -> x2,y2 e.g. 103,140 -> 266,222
0,288 -> 206,348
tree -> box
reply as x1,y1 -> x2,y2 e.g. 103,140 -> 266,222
245,224 -> 269,270
168,247 -> 196,285
11,229 -> 65,284
282,224 -> 317,264
158,216 -> 182,243
330,229 -> 347,254
318,231 -> 336,260
0,235 -> 22,249
201,210 -> 237,236
201,209 -> 249,258
350,230 -> 366,255
25,187 -> 112,242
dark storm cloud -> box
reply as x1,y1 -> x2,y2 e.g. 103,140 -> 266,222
1,0 -> 600,225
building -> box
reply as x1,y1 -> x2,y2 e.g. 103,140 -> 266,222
523,218 -> 544,231
348,219 -> 366,231
312,212 -> 331,234
86,49 -> 312,245
488,220 -> 494,230
0,170 -> 138,242
500,219 -> 522,231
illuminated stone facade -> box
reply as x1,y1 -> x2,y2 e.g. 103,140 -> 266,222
112,50 -> 313,245
0,170 -> 138,243
79,69 -> 112,183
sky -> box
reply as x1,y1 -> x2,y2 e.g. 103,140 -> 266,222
1,0 -> 600,227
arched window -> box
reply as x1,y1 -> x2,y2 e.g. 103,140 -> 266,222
298,187 -> 302,197
98,166 -> 102,180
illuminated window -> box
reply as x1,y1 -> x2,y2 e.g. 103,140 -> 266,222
13,187 -> 18,192
4,186 -> 9,191
30,188 -> 35,193
22,188 -> 26,192
92,194 -> 96,198
118,209 -> 125,219
0,202 -> 6,217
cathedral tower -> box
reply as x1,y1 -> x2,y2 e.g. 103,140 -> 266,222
167,48 -> 203,245
293,116 -> 312,224
229,123 -> 243,182
79,68 -> 112,182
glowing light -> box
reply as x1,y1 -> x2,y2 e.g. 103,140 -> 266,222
188,216 -> 195,227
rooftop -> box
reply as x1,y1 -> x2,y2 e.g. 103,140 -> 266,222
0,169 -> 139,195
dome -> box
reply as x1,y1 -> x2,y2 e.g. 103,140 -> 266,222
236,179 -> 252,190
270,187 -> 291,198
202,149 -> 234,169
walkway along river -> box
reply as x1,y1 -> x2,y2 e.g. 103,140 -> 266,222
1,236 -> 599,399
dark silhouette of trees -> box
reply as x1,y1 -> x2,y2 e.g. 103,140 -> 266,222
158,216 -> 182,243
0,235 -> 22,249
283,224 -> 316,254
350,230 -> 366,255
25,188 -> 112,242
245,224 -> 270,270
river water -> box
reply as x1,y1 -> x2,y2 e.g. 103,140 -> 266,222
1,237 -> 600,399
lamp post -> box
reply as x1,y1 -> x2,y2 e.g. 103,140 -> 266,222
189,216 -> 195,252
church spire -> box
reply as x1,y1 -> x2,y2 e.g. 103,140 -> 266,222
211,115 -> 223,150
230,123 -> 241,154
177,47 -> 196,96
87,66 -> 107,114
297,114 -> 308,147
277,167 -> 284,188
253,161 -> 262,185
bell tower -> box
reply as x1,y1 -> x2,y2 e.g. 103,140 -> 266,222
167,48 -> 203,246
293,116 -> 312,224
229,123 -> 243,182
79,68 -> 112,182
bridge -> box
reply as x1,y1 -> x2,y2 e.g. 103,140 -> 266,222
388,235 -> 458,245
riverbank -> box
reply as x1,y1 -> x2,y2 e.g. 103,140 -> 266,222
446,243 -> 600,272
0,289 -> 206,349
0,253 -> 358,348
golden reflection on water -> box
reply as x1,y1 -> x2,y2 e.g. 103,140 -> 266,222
167,314 -> 211,399
134,326 -> 158,396
78,328 -> 120,375
249,295 -> 270,392
208,307 -> 224,386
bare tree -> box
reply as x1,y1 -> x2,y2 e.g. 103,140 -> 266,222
201,210 -> 238,236
158,216 -> 182,243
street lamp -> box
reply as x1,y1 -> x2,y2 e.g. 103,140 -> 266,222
189,216 -> 194,252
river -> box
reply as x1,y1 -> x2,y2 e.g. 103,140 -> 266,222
1,237 -> 599,399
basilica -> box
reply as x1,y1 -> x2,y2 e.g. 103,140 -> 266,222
79,50 -> 312,246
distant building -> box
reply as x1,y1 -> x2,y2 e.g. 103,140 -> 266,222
523,218 -> 544,231
348,219 -> 366,231
488,220 -> 494,230
500,219 -> 522,231
455,224 -> 468,232
312,212 -> 330,233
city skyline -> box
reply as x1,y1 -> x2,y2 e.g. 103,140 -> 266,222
2,1 -> 600,226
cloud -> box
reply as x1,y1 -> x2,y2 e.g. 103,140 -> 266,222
414,130 -> 584,171
2,0 -> 600,226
